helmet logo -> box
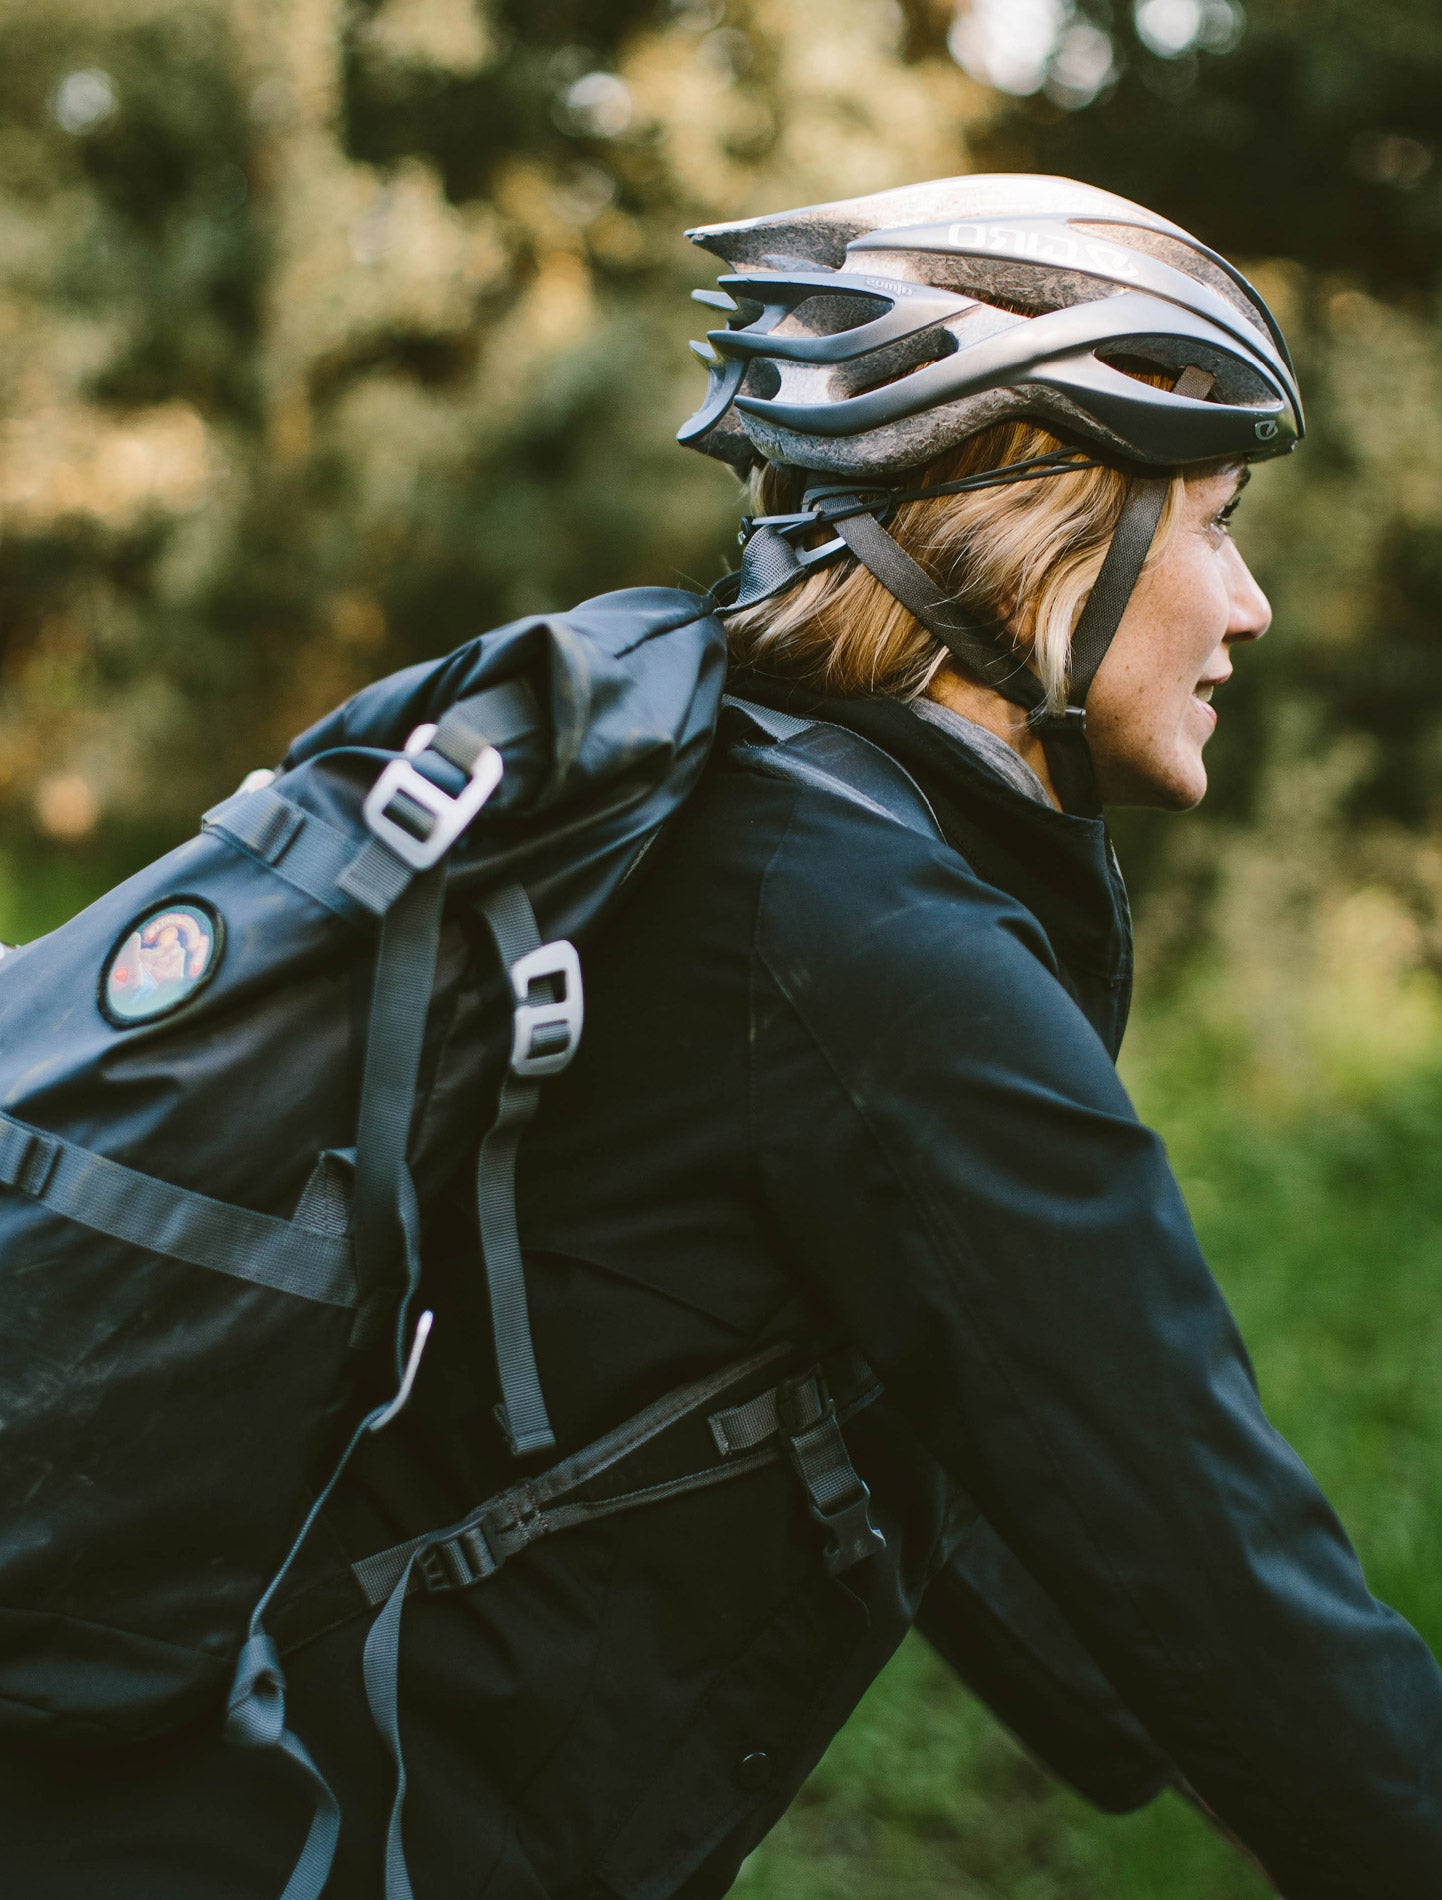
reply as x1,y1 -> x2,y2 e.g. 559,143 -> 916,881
1254,418 -> 1280,441
947,221 -> 1141,281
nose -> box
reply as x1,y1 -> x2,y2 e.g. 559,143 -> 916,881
1224,541 -> 1271,646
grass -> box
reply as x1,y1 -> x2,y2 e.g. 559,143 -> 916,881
744,1004 -> 1442,1898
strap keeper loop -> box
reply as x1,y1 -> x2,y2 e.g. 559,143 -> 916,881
0,1121 -> 58,1198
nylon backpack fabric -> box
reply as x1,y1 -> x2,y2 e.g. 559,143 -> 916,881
0,585 -> 725,1757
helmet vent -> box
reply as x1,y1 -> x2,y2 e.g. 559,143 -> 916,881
1100,350 -> 1188,391
1071,220 -> 1271,337
847,245 -> 1110,315
840,325 -> 958,400
680,176 -> 1302,473
742,359 -> 782,401
785,291 -> 892,336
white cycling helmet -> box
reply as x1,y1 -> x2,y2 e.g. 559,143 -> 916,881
679,174 -> 1302,813
680,172 -> 1300,475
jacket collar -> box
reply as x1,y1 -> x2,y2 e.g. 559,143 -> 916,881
732,678 -> 1134,1057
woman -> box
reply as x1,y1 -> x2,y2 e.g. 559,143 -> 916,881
497,176 -> 1442,1896
13,175 -> 1442,1900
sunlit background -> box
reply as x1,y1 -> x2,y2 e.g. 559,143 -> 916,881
4,2 -> 1442,1893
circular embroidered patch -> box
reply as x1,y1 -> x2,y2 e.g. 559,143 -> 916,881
101,900 -> 223,1026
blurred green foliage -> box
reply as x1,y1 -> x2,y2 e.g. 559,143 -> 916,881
4,0 -> 1442,1892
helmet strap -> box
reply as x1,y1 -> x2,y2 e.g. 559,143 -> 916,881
824,506 -> 1044,716
1027,469 -> 1172,815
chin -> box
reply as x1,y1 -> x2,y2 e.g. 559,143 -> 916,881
1100,749 -> 1208,810
1146,754 -> 1209,811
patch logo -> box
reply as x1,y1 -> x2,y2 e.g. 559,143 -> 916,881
101,900 -> 223,1026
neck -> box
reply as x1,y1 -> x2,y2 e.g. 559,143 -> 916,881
924,665 -> 1060,808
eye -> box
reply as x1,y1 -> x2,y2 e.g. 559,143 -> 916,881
1212,473 -> 1250,533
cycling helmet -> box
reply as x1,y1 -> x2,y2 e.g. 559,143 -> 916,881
679,175 -> 1303,813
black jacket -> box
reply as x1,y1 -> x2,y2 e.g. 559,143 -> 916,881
504,684 -> 1442,1897
9,665 -> 1442,1900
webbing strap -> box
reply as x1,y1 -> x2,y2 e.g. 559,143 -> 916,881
351,865 -> 446,1315
233,868 -> 447,1900
345,1342 -> 835,1900
349,1343 -> 884,1610
1067,367 -> 1217,706
720,521 -> 810,609
709,1381 -> 787,1455
1065,476 -> 1170,705
351,1340 -> 797,1606
708,1346 -> 879,1459
721,697 -> 815,745
430,677 -> 537,775
226,1635 -> 343,1900
224,681 -> 532,1900
204,787 -> 411,921
777,1373 -> 886,1575
227,1396 -> 409,1900
0,1113 -> 355,1307
363,1562 -> 420,1900
476,884 -> 560,1458
830,509 -> 1045,715
204,677 -> 537,921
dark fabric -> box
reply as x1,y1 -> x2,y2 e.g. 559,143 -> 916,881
7,639 -> 1442,1898
0,586 -> 725,1753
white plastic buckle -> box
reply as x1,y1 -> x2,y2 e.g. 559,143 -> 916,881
362,723 -> 504,871
509,940 -> 584,1078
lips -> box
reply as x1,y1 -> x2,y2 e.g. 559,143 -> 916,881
1191,673 -> 1226,733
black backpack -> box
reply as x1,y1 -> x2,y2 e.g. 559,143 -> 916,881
0,594 -> 908,1899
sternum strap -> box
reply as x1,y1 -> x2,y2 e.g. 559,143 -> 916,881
346,1341 -> 884,1612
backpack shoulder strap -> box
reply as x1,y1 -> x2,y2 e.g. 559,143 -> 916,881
723,695 -> 942,843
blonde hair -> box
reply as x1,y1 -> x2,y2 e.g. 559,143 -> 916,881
722,416 -> 1187,712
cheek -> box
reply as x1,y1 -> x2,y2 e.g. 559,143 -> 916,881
1146,556 -> 1229,701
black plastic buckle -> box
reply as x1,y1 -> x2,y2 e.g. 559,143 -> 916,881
414,1520 -> 501,1593
777,1375 -> 886,1576
1029,703 -> 1088,736
814,1480 -> 886,1578
806,487 -> 894,527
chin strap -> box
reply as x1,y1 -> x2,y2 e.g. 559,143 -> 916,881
711,370 -> 1216,818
